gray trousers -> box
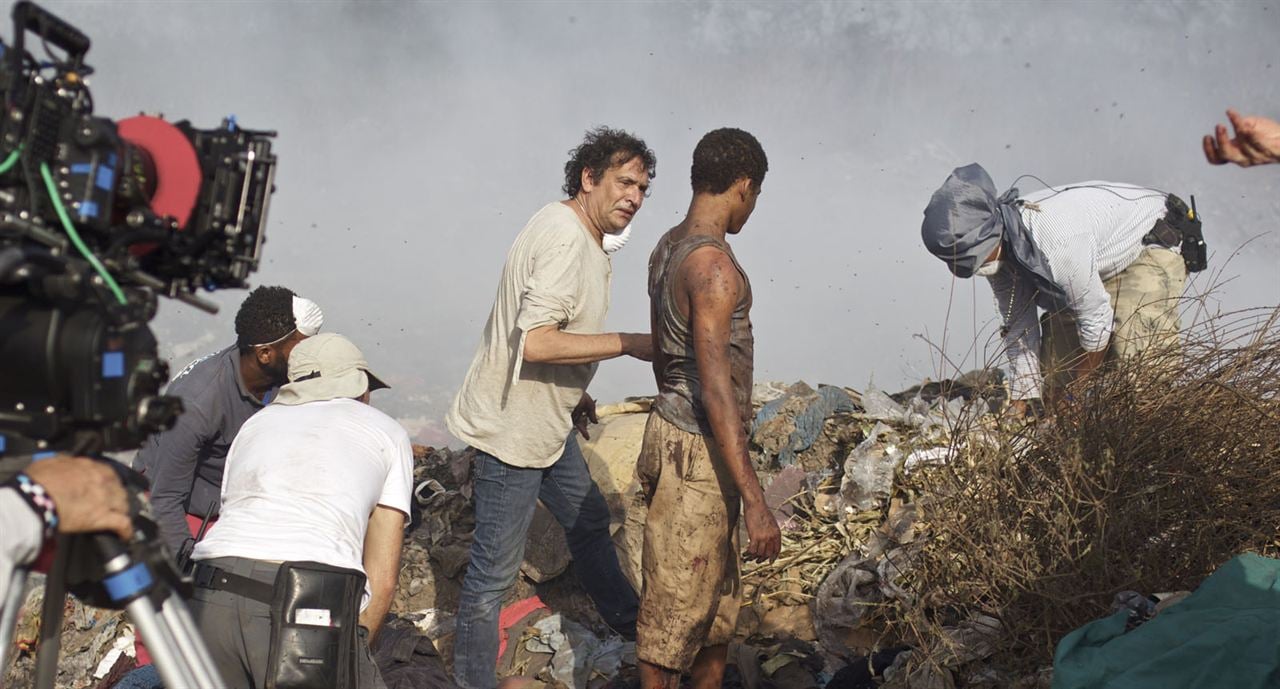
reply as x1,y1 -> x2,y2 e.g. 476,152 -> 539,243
188,556 -> 386,689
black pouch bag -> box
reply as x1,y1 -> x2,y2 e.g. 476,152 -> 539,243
265,561 -> 366,689
1164,194 -> 1207,273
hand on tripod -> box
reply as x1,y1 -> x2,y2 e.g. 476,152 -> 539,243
25,456 -> 133,540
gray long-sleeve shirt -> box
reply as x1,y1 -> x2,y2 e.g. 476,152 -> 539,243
134,346 -> 268,553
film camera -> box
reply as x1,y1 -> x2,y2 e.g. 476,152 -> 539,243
0,4 -> 277,686
0,1 -> 277,457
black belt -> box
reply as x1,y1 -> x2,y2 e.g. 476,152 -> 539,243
1142,217 -> 1182,249
192,562 -> 275,605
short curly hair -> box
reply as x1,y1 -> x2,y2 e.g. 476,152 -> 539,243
691,128 -> 768,195
562,127 -> 657,198
235,285 -> 296,351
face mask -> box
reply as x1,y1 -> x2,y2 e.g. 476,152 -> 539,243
974,260 -> 1003,278
602,223 -> 633,255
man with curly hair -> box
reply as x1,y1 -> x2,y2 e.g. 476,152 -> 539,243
446,127 -> 656,689
135,285 -> 324,557
639,128 -> 778,689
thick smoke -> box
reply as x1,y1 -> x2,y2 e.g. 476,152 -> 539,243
44,1 -> 1280,443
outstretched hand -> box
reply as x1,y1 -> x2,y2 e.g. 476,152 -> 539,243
24,456 -> 133,540
1203,109 -> 1280,167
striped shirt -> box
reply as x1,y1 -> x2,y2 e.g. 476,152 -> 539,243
988,182 -> 1169,400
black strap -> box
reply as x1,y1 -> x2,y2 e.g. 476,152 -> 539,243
192,562 -> 275,605
1142,218 -> 1182,248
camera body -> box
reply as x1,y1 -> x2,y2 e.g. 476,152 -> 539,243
0,1 -> 276,456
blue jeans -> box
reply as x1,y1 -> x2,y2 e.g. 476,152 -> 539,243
452,435 -> 638,689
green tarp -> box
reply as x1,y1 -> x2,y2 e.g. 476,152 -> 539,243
1053,553 -> 1280,689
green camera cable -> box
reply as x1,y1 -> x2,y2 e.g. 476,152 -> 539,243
39,160 -> 127,305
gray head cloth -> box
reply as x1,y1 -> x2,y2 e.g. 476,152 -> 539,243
921,163 -> 1066,307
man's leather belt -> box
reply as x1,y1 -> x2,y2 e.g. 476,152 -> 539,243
192,562 -> 275,605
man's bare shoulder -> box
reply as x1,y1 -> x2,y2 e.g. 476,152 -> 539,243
680,245 -> 740,304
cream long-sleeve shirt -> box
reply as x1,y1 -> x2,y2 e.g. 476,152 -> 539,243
446,203 -> 612,468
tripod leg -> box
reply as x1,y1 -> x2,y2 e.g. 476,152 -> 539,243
159,594 -> 224,686
0,569 -> 30,686
125,596 -> 199,689
89,529 -> 226,688
33,536 -> 68,689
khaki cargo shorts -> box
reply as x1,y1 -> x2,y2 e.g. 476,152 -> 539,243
635,411 -> 741,672
1041,246 -> 1187,398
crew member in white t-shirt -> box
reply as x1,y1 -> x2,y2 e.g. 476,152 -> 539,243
188,333 -> 413,689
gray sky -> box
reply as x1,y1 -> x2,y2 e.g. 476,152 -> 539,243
43,0 -> 1280,444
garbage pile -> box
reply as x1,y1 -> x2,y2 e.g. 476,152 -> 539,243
893,321 -> 1280,686
2,584 -> 136,689
4,373 -> 1016,689
737,373 -> 1008,689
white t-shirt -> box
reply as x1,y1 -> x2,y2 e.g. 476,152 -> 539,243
191,398 -> 414,601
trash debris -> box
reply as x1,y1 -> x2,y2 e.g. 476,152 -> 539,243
27,349 -> 1260,689
838,422 -> 903,512
408,608 -> 458,640
751,382 -> 862,471
888,370 -> 1005,412
880,614 -> 1001,689
825,646 -> 910,689
733,639 -> 825,689
92,630 -> 136,680
523,614 -> 631,689
763,465 -> 809,524
859,386 -> 975,441
2,581 -> 133,689
759,604 -> 818,642
498,596 -> 550,661
372,616 -> 458,689
812,499 -> 920,659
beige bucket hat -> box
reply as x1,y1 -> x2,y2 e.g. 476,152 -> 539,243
274,333 -> 389,406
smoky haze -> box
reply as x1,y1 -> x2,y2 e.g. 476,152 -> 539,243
41,0 -> 1280,444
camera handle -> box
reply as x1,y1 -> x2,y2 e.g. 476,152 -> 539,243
9,2 -> 90,65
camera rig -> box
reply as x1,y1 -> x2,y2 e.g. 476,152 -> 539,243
0,1 -> 277,456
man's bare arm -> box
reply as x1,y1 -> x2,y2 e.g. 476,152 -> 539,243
359,505 -> 405,646
683,248 -> 780,562
1075,348 -> 1107,379
1048,345 -> 1108,411
523,326 -> 653,364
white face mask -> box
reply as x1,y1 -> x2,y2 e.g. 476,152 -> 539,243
974,260 -> 1003,278
602,223 -> 633,255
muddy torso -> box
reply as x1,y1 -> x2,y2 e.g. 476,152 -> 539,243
647,230 -> 754,435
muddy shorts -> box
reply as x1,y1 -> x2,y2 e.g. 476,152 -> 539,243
635,412 -> 741,672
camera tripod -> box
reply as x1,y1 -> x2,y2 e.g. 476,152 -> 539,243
0,530 -> 224,689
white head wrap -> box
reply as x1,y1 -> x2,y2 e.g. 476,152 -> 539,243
293,296 -> 324,336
